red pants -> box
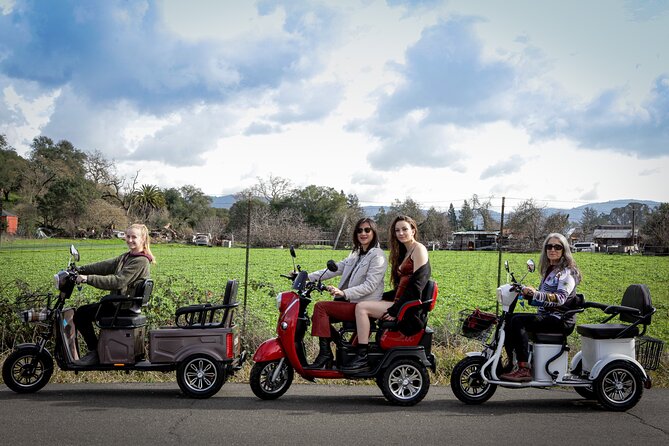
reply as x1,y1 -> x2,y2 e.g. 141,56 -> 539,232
311,300 -> 357,337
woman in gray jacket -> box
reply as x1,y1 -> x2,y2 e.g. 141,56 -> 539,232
307,218 -> 387,369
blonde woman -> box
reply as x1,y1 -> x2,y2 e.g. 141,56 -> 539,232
73,223 -> 156,365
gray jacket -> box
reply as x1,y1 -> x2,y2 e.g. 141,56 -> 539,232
308,247 -> 387,302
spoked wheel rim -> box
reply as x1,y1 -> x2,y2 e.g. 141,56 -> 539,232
387,363 -> 424,401
182,357 -> 218,393
600,368 -> 637,405
259,362 -> 290,394
458,362 -> 491,398
11,354 -> 46,388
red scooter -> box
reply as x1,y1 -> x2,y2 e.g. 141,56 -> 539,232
249,247 -> 438,406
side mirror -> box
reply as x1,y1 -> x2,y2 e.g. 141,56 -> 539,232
326,260 -> 338,272
527,259 -> 535,273
504,260 -> 509,272
70,245 -> 80,262
289,246 -> 296,258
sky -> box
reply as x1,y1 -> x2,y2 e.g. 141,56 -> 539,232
0,0 -> 667,213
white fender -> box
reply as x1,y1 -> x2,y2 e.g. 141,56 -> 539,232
588,354 -> 647,381
465,351 -> 486,358
570,351 -> 583,371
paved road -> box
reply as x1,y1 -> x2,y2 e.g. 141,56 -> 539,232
1,383 -> 667,445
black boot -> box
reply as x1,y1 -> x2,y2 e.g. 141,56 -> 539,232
310,337 -> 334,369
342,344 -> 369,373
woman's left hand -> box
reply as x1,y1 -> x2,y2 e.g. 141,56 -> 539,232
76,274 -> 88,284
327,286 -> 345,298
521,286 -> 535,297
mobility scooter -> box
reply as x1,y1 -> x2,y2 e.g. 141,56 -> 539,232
250,247 -> 439,406
450,260 -> 663,411
2,245 -> 246,398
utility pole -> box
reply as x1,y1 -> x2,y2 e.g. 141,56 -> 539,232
496,197 -> 506,315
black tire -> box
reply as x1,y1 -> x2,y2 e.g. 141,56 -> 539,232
574,386 -> 596,400
450,356 -> 497,405
379,359 -> 430,406
249,360 -> 294,400
2,348 -> 53,394
176,355 -> 225,399
594,361 -> 643,411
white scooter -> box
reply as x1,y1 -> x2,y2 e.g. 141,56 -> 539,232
450,260 -> 662,411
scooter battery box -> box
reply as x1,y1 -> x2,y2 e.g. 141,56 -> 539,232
98,327 -> 145,364
581,337 -> 634,373
149,327 -> 233,363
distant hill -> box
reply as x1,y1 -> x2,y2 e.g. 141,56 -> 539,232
213,196 -> 661,222
210,194 -> 237,209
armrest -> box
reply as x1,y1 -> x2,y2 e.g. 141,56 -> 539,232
561,308 -> 584,320
603,305 -> 641,316
395,299 -> 422,320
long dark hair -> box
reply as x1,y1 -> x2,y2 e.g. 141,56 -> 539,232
352,217 -> 379,254
388,215 -> 418,287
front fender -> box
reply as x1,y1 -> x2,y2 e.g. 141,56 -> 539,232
12,343 -> 54,364
253,337 -> 285,362
465,351 -> 486,358
589,355 -> 647,381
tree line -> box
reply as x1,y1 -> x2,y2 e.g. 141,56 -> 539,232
1,134 -> 667,249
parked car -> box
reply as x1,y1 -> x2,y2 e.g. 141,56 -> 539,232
573,242 -> 596,252
193,233 -> 213,247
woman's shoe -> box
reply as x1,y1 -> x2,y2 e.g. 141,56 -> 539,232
342,345 -> 369,373
310,338 -> 334,369
500,362 -> 532,382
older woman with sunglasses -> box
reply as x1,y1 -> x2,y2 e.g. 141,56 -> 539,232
305,218 -> 387,369
500,232 -> 582,382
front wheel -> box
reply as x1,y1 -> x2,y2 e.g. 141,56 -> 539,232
2,347 -> 54,393
177,355 -> 225,399
379,359 -> 430,406
594,361 -> 643,411
250,360 -> 294,400
450,356 -> 497,404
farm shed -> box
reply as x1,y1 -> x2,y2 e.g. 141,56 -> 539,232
451,231 -> 499,250
592,225 -> 639,253
1,210 -> 18,234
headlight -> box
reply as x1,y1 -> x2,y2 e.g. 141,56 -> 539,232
54,271 -> 69,290
275,292 -> 282,310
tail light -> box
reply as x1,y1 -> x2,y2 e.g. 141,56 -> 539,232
226,332 -> 233,359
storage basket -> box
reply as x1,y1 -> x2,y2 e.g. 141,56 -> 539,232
458,308 -> 497,341
635,336 -> 665,371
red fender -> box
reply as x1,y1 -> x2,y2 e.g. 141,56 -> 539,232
253,337 -> 285,362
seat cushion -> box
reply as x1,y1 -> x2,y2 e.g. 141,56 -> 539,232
576,323 -> 639,339
98,314 -> 147,328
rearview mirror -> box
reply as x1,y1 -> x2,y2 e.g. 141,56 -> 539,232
70,245 -> 80,262
326,260 -> 338,272
289,246 -> 296,258
527,259 -> 535,273
504,260 -> 509,272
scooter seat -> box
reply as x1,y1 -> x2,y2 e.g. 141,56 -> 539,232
98,314 -> 147,328
576,323 -> 640,340
530,332 -> 566,344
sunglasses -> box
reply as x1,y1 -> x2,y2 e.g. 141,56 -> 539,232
356,227 -> 373,234
545,244 -> 564,251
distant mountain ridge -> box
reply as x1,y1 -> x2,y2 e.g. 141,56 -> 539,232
210,195 -> 661,223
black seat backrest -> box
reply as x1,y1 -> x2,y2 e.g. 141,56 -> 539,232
135,279 -> 154,306
620,284 -> 653,324
222,279 -> 238,327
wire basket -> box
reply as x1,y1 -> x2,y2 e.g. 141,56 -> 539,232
458,308 -> 497,342
635,336 -> 665,371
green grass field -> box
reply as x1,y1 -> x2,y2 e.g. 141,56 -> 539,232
1,239 -> 667,385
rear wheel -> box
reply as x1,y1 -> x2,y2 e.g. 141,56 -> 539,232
594,361 -> 643,411
450,356 -> 497,404
379,359 -> 430,406
2,348 -> 53,393
250,360 -> 294,400
177,354 -> 225,399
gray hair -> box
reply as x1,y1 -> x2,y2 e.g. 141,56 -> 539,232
539,233 -> 581,283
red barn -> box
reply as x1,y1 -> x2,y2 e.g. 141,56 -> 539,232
1,210 -> 18,234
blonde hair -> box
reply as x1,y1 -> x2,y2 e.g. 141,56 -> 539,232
127,223 -> 156,264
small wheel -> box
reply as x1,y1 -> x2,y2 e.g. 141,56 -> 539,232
594,361 -> 643,411
379,359 -> 430,406
2,348 -> 54,393
250,360 -> 294,400
177,355 -> 225,399
450,356 -> 497,405
574,386 -> 596,400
